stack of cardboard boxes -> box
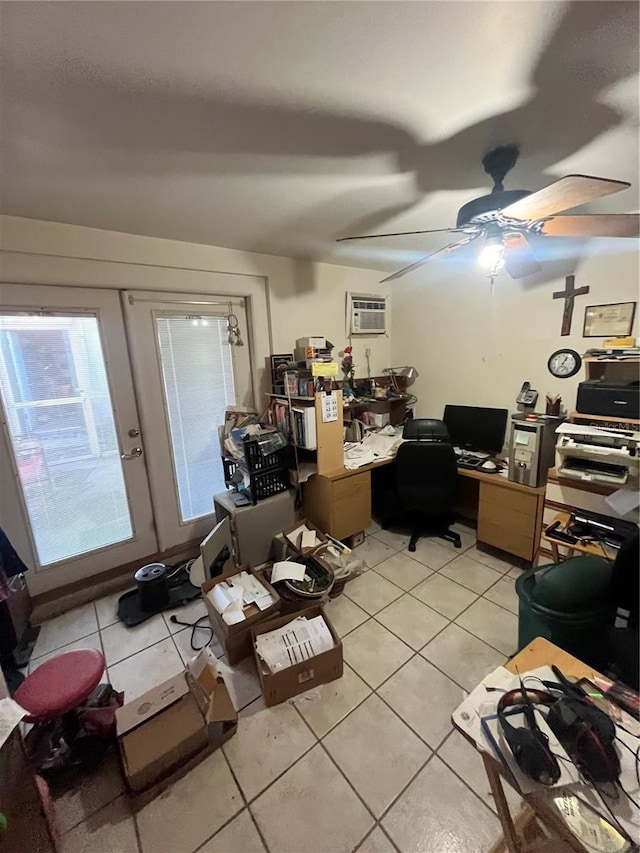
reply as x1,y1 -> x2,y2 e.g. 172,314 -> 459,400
115,518 -> 344,803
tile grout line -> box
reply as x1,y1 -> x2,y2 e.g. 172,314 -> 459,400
53,536 -> 511,852
435,731 -> 507,819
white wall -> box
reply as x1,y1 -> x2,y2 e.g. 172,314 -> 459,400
0,216 -> 390,592
390,246 -> 639,425
0,216 -> 391,393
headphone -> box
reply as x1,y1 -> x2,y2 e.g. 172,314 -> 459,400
497,686 -> 560,785
544,667 -> 620,785
497,670 -> 621,787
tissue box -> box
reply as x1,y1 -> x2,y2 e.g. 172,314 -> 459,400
202,566 -> 280,664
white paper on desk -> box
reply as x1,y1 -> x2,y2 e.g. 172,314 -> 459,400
361,431 -> 402,458
271,561 -> 307,583
255,615 -> 334,673
0,697 -> 27,749
605,487 -> 640,517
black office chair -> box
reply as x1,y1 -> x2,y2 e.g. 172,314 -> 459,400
395,438 -> 461,552
402,418 -> 450,442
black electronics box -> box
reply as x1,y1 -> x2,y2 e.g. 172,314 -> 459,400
576,380 -> 640,420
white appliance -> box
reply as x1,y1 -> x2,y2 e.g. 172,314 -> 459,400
349,295 -> 386,334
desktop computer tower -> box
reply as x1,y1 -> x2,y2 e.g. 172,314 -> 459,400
508,414 -> 565,487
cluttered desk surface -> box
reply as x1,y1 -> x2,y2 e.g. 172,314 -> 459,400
453,637 -> 640,851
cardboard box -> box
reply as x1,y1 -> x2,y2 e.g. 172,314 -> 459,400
116,648 -> 237,801
251,605 -> 343,706
282,519 -> 329,556
202,566 -> 280,664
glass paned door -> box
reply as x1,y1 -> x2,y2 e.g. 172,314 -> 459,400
0,286 -> 157,594
123,291 -> 254,550
155,316 -> 236,521
0,314 -> 132,564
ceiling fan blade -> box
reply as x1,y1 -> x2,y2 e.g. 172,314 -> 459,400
539,213 -> 640,239
500,175 -> 630,222
503,232 -> 541,280
337,226 -> 477,243
380,233 -> 480,283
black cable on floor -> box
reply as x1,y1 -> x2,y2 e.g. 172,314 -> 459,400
169,614 -> 213,651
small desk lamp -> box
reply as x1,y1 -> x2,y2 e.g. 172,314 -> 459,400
383,366 -> 419,394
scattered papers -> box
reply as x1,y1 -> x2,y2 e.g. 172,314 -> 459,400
0,697 -> 27,749
255,615 -> 334,673
344,430 -> 404,469
271,561 -> 307,583
206,571 -> 275,625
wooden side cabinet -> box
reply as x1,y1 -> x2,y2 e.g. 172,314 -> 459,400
477,478 -> 546,562
303,468 -> 372,541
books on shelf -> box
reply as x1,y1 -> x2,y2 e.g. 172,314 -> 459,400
292,406 -> 317,450
273,399 -> 317,450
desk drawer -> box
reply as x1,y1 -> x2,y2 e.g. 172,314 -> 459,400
478,500 -> 535,539
480,481 -> 537,516
478,519 -> 534,561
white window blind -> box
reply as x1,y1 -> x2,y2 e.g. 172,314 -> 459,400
155,315 -> 236,522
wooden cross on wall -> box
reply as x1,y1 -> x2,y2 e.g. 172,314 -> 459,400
553,274 -> 590,336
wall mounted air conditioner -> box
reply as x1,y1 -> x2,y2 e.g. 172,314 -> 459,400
349,294 -> 387,335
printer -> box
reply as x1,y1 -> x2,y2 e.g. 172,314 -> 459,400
555,422 -> 640,486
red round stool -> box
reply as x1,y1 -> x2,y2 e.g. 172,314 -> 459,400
16,649 -> 105,724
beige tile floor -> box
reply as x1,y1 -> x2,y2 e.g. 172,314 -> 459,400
29,523 -> 526,853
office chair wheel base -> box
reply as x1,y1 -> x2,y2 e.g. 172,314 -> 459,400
441,530 -> 462,549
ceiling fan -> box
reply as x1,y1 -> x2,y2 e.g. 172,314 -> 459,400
337,145 -> 639,283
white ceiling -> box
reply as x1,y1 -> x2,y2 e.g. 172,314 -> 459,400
1,1 -> 638,271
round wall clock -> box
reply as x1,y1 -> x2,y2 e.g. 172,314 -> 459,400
547,348 -> 582,378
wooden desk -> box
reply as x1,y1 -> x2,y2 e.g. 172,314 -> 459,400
454,638 -> 602,853
303,460 -> 546,562
542,511 -> 617,563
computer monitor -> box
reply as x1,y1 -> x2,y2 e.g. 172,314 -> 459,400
442,405 -> 508,454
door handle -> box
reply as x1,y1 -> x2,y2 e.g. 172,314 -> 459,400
121,446 -> 143,460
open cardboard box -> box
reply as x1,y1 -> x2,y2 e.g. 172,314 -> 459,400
282,519 -> 329,556
202,565 -> 280,664
116,647 -> 237,805
255,563 -> 332,616
251,605 -> 343,706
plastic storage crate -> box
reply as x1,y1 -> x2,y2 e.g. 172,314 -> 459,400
243,438 -> 285,472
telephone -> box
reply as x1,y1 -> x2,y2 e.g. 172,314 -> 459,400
516,381 -> 538,410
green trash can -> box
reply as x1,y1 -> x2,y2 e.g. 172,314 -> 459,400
515,555 -> 616,668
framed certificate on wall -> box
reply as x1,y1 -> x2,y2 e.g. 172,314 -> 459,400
583,302 -> 636,337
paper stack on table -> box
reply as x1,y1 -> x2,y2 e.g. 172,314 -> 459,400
255,615 -> 334,673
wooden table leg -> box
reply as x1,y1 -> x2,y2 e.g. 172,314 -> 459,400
482,753 -> 522,853
550,541 -> 560,563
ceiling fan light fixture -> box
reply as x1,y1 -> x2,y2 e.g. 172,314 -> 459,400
478,234 -> 505,272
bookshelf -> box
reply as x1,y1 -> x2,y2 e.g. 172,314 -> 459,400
268,390 -> 344,475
